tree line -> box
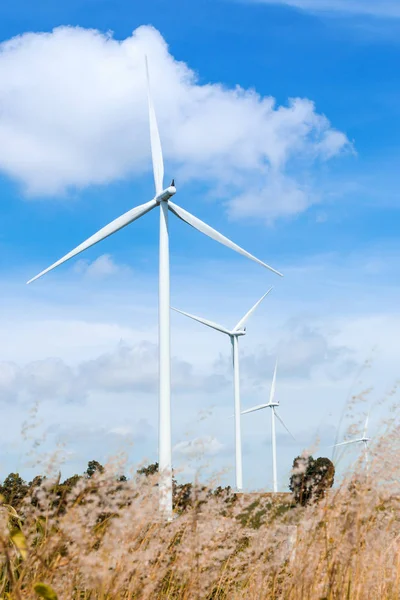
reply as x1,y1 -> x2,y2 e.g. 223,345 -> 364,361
0,453 -> 335,513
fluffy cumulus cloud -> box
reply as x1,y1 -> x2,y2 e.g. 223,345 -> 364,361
227,173 -> 313,222
0,25 -> 349,220
249,0 -> 400,17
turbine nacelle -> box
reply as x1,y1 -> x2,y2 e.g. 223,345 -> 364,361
156,183 -> 176,203
232,329 -> 246,337
334,411 -> 372,451
333,436 -> 371,448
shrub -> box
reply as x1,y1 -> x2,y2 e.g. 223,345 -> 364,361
289,454 -> 335,506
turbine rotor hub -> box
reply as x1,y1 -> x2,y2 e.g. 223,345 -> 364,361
233,329 -> 246,337
156,180 -> 176,203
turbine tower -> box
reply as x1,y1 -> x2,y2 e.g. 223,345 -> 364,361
333,412 -> 371,469
241,360 -> 294,493
172,288 -> 273,491
26,59 -> 283,519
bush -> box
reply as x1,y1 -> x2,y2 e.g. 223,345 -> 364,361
289,454 -> 335,506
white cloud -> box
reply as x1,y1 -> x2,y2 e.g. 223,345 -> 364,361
21,358 -> 77,401
227,173 -> 314,222
73,254 -> 128,279
0,340 -> 229,405
0,362 -> 19,391
216,321 -> 356,389
0,25 -> 349,220
78,341 -> 160,394
109,426 -> 132,436
79,340 -> 229,395
249,0 -> 400,17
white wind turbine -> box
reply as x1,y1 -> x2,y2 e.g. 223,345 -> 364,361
333,412 -> 371,470
172,288 -> 273,491
241,360 -> 295,493
26,59 -> 283,519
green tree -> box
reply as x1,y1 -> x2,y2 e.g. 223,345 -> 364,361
85,460 -> 104,478
173,482 -> 193,512
0,473 -> 29,507
289,455 -> 334,506
29,475 -> 44,488
55,474 -> 82,510
289,455 -> 311,506
137,462 -> 159,477
62,474 -> 81,489
309,457 -> 335,502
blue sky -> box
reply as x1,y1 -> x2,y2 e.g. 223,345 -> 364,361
0,0 -> 399,490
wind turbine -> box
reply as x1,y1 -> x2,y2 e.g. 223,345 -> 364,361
333,412 -> 371,469
172,288 -> 273,491
26,59 -> 283,519
241,360 -> 294,493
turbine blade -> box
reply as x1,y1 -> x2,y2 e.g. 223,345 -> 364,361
363,411 -> 370,439
274,410 -> 296,441
171,307 -> 231,335
168,201 -> 283,277
27,199 -> 157,284
145,56 -> 164,195
241,403 -> 269,415
333,439 -> 360,448
269,359 -> 278,405
233,288 -> 273,332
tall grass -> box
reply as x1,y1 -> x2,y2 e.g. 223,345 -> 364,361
1,423 -> 400,599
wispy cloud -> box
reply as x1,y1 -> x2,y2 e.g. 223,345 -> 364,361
174,436 -> 224,458
248,0 -> 400,18
73,255 -> 130,279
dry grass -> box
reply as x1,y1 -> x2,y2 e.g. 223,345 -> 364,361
1,424 -> 400,599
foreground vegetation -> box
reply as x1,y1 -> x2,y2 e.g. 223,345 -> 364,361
0,426 -> 399,599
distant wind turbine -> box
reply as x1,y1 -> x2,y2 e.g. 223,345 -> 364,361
172,288 -> 273,491
241,360 -> 295,493
333,412 -> 371,469
26,59 -> 283,519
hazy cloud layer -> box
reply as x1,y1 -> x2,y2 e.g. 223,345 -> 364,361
249,0 -> 400,17
0,25 -> 349,220
174,436 -> 224,458
213,321 -> 356,391
0,247 -> 397,485
0,340 -> 229,405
